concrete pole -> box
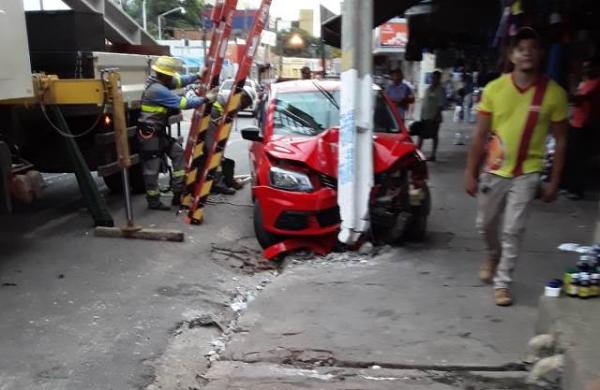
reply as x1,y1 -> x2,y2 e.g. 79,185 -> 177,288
158,16 -> 162,40
142,0 -> 147,31
337,0 -> 374,244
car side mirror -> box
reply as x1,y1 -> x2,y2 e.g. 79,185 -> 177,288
241,126 -> 263,142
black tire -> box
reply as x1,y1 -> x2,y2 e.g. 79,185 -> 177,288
102,163 -> 146,194
404,184 -> 431,242
253,201 -> 282,249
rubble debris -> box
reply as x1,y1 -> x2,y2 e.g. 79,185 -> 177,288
524,334 -> 556,365
188,314 -> 225,332
527,354 -> 564,388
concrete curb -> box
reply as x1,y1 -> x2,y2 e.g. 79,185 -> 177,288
535,296 -> 600,390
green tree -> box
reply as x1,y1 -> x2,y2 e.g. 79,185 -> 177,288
123,0 -> 205,38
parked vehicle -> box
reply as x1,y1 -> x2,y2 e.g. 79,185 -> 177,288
241,80 -> 431,249
219,79 -> 259,115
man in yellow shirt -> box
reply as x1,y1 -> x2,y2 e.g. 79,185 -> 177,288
464,27 -> 568,306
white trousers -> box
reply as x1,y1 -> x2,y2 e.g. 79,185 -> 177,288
476,173 -> 540,289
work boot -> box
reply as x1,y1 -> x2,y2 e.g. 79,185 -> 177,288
494,288 -> 513,306
479,257 -> 499,284
211,183 -> 236,195
147,196 -> 171,211
171,192 -> 183,207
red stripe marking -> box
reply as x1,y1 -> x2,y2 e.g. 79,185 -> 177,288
513,77 -> 548,176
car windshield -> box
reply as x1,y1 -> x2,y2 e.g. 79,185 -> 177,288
273,90 -> 400,137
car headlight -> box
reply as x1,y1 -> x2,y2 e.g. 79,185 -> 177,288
269,167 -> 313,192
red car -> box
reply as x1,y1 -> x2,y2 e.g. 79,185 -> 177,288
241,80 -> 430,250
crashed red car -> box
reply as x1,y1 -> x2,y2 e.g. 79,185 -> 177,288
241,80 -> 431,252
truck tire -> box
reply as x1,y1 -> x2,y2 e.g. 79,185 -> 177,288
0,141 -> 12,214
253,202 -> 281,249
102,163 -> 146,194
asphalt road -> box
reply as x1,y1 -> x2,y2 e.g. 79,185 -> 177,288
0,113 -> 262,390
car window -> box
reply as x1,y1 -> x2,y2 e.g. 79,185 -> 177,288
273,90 -> 400,137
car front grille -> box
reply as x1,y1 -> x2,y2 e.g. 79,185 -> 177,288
316,207 -> 341,227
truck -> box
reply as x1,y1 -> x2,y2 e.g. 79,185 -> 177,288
0,1 -> 180,220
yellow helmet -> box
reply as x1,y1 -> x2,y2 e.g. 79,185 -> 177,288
152,56 -> 179,77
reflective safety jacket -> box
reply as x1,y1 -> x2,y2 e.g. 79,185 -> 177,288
139,74 -> 207,133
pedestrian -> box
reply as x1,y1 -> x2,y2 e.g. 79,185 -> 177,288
461,72 -> 475,123
464,27 -> 568,306
418,70 -> 446,161
385,68 -> 414,120
301,66 -> 312,80
138,56 -> 218,210
563,57 -> 600,200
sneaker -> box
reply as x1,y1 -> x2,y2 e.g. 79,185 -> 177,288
494,288 -> 513,306
479,257 -> 499,284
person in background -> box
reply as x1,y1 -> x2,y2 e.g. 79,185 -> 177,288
464,27 -> 568,306
563,57 -> 600,200
301,66 -> 312,80
385,68 -> 414,120
462,72 -> 475,123
418,70 -> 446,161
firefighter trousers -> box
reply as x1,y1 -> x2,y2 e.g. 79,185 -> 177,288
139,134 -> 185,200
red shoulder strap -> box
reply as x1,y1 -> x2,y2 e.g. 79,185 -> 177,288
513,77 -> 549,176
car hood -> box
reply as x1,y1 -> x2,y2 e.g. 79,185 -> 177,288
264,128 -> 416,177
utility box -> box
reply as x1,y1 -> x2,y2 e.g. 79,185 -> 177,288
0,0 -> 33,100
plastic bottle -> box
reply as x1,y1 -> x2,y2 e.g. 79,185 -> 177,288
578,273 -> 591,299
563,267 -> 578,294
567,273 -> 580,297
590,273 -> 600,298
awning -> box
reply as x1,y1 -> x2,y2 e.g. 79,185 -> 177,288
322,0 -> 500,51
321,0 -> 424,48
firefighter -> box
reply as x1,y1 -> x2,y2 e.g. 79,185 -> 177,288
138,56 -> 218,210
204,85 -> 255,194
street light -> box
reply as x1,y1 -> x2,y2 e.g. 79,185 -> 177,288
157,7 -> 186,40
288,33 -> 305,48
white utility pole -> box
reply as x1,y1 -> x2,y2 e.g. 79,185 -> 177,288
337,0 -> 374,245
142,0 -> 147,31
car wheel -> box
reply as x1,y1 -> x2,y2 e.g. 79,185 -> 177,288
404,184 -> 431,242
253,201 -> 282,249
103,163 -> 146,194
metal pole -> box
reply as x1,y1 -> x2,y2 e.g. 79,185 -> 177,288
121,169 -> 134,227
142,0 -> 147,31
158,15 -> 162,40
337,0 -> 374,245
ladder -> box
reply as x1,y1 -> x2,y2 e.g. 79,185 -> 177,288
185,0 -> 272,224
181,0 -> 238,208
